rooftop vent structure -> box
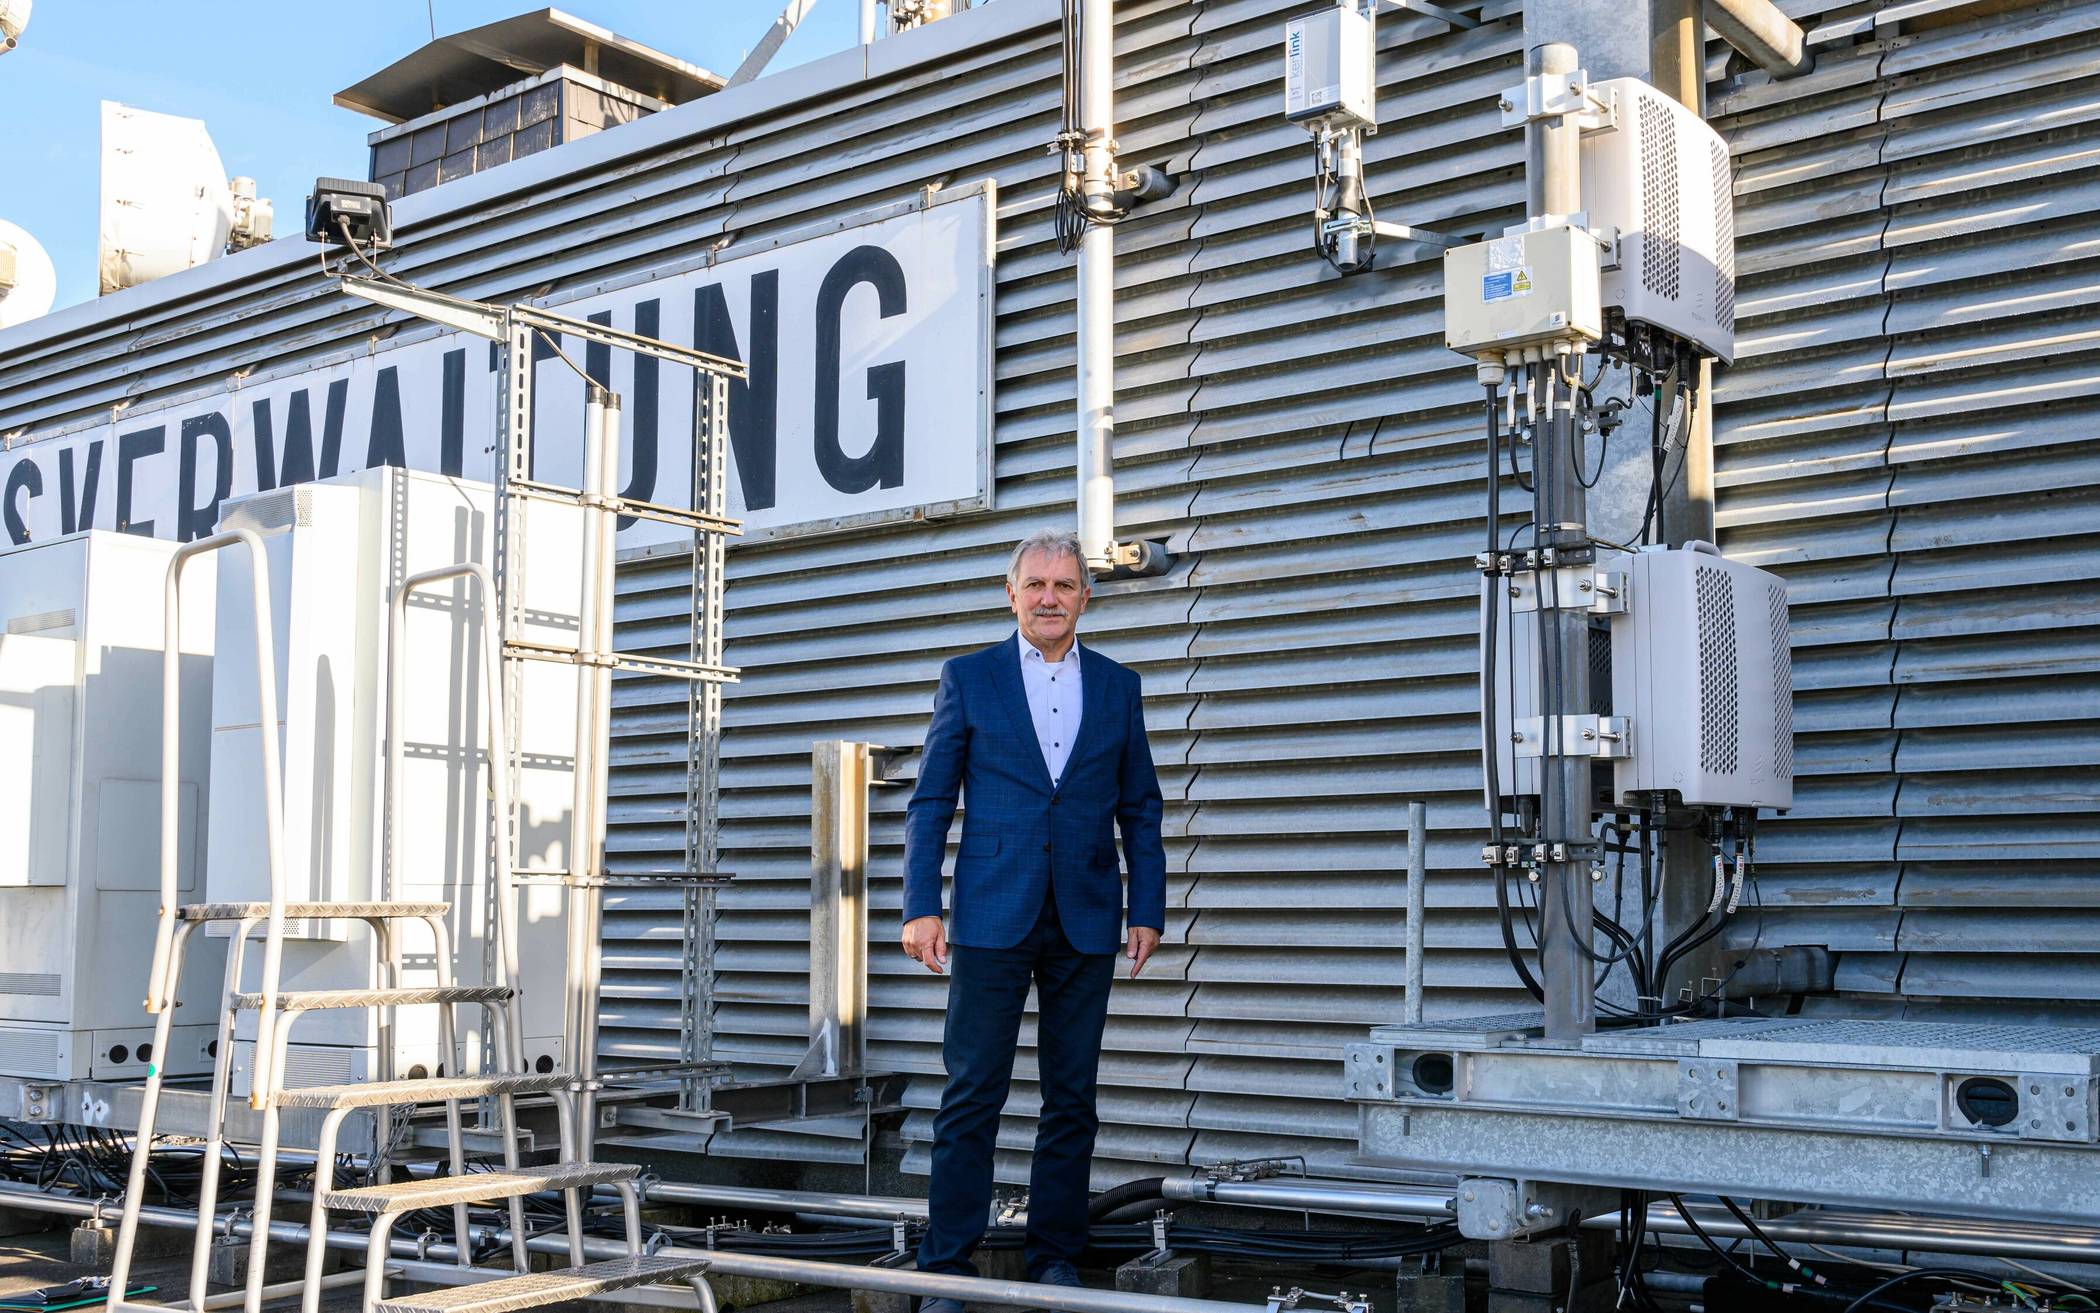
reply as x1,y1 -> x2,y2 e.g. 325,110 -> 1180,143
335,8 -> 724,200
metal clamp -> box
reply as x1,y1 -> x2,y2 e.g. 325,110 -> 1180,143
1200,1155 -> 1305,1183
1507,566 -> 1628,615
1265,1287 -> 1372,1313
1497,71 -> 1616,131
1511,714 -> 1632,761
1144,1209 -> 1174,1263
994,1192 -> 1030,1228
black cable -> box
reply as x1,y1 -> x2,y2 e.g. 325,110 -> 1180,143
1668,1194 -> 1779,1294
1839,1268 -> 1995,1313
1483,382 -> 1545,1003
1719,1196 -> 1828,1289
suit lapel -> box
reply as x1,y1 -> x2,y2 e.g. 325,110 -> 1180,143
989,634 -> 1055,792
1065,645 -> 1111,775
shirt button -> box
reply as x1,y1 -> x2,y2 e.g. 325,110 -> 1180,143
1042,841 -> 1052,853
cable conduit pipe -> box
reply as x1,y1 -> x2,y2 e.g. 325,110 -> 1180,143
15,1174 -> 2100,1276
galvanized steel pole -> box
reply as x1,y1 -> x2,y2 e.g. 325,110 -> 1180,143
1405,800 -> 1427,1026
1525,40 -> 1597,1041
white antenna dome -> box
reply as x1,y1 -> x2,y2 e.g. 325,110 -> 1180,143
97,101 -> 235,294
0,219 -> 58,329
0,0 -> 29,52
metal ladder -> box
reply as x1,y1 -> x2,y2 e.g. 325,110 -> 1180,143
104,278 -> 743,1312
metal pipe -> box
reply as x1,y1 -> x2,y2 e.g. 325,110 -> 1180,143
1161,1177 -> 1456,1218
18,1181 -> 2100,1292
0,1184 -> 1274,1313
567,387 -> 619,1151
1524,43 -> 1582,224
644,1180 -> 928,1221
1520,44 -> 1596,1041
1073,0 -> 1117,574
1405,801 -> 1427,1026
1706,0 -> 1811,78
860,0 -> 877,43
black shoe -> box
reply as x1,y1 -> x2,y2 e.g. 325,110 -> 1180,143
1034,1261 -> 1083,1288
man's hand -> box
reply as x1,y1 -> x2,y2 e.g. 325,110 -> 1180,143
1125,926 -> 1161,978
902,915 -> 949,975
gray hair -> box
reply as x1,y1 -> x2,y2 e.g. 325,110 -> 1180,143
1005,528 -> 1088,586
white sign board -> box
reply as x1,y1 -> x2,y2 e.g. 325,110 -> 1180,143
1,188 -> 994,550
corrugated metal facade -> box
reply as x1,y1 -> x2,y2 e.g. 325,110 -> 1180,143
3,0 -> 2096,1188
1713,0 -> 2100,1013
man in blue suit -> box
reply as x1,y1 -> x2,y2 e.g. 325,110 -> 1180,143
901,528 -> 1166,1307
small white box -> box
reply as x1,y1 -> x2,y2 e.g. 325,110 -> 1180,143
1443,225 -> 1603,357
1284,6 -> 1376,130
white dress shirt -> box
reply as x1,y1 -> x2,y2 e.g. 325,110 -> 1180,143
1018,632 -> 1082,787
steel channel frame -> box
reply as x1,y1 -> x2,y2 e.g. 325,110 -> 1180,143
1348,1034 -> 2100,1224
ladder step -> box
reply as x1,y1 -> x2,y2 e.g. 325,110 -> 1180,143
232,984 -> 514,1012
372,1256 -> 712,1313
179,901 -> 450,922
502,639 -> 737,684
319,1162 -> 638,1213
509,477 -> 741,537
274,1071 -> 574,1109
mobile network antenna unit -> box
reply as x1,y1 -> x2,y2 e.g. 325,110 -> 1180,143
1338,38 -> 2100,1248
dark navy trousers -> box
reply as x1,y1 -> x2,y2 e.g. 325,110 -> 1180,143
918,893 -> 1115,1281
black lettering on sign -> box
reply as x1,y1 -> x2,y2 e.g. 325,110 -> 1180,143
60,441 -> 102,536
813,246 -> 907,494
366,366 -> 406,470
440,349 -> 467,477
177,412 -> 235,542
622,299 -> 661,530
116,424 -> 165,536
3,458 -> 41,545
585,311 -> 613,391
253,380 -> 349,491
695,272 -> 779,511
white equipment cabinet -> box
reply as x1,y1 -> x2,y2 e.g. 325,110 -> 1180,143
1581,77 -> 1739,362
207,466 -> 581,1091
0,531 -> 228,1081
1485,542 -> 1793,811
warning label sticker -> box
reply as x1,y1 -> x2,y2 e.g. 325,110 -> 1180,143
1482,268 -> 1534,302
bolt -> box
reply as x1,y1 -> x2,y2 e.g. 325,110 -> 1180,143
1498,98 -> 1513,112
2032,1085 -> 2042,1095
2069,1086 -> 2078,1098
1590,865 -> 1605,882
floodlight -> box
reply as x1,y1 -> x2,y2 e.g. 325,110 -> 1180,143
305,177 -> 392,251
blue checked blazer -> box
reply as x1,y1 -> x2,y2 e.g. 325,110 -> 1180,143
902,634 -> 1166,954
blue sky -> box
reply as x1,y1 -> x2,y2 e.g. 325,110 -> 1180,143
0,2 -> 859,311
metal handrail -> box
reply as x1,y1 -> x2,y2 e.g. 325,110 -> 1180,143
386,563 -> 522,1064
145,529 -> 290,1103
